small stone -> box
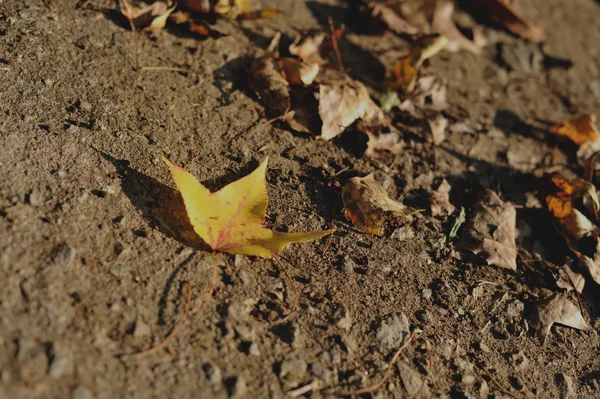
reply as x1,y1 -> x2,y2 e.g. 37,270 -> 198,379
178,247 -> 194,258
203,362 -> 221,384
555,373 -> 575,399
248,342 -> 260,356
453,358 -> 474,373
133,317 -> 151,338
476,380 -> 490,399
332,304 -> 352,331
72,385 -> 92,399
80,100 -> 92,112
391,225 -> 415,241
310,361 -> 331,382
227,375 -> 247,398
422,289 -> 433,300
66,124 -> 79,134
49,355 -> 74,378
279,359 -> 307,387
376,312 -> 410,349
476,341 -> 490,353
50,243 -> 76,267
397,361 -> 429,397
436,343 -> 453,360
462,374 -> 476,384
506,300 -> 524,318
28,189 -> 43,207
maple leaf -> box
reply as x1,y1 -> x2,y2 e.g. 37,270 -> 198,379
160,156 -> 335,258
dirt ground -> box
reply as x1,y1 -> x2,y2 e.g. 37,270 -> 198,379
2,0 -> 600,398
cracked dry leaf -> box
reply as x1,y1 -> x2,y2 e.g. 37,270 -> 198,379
342,174 -> 412,235
458,189 -> 517,270
549,114 -> 600,165
118,0 -> 176,30
319,79 -> 386,140
531,294 -> 592,343
430,178 -> 455,218
462,0 -> 544,43
556,263 -> 585,294
160,156 -> 335,258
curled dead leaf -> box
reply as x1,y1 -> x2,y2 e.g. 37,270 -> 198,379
549,114 -> 600,165
279,58 -> 320,86
319,79 -> 386,140
430,178 -> 455,218
530,293 -> 592,344
458,189 -> 517,270
119,0 -> 176,30
289,31 -> 328,65
342,174 -> 413,235
556,263 -> 585,294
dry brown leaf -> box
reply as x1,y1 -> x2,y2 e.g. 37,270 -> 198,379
458,189 -> 517,270
318,79 -> 385,140
556,263 -> 585,294
169,10 -> 214,37
372,0 -> 481,54
342,174 -> 412,235
428,114 -> 448,145
531,294 -> 592,344
462,0 -> 544,43
401,75 -> 448,111
389,35 -> 448,93
550,114 -> 598,146
279,58 -> 319,86
119,0 -> 175,30
289,31 -> 328,65
430,179 -> 455,217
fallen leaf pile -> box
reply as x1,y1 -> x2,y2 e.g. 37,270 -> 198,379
161,156 -> 335,257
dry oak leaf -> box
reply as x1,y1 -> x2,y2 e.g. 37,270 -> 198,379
161,156 -> 335,258
556,263 -> 585,294
319,79 -> 386,140
118,0 -> 176,30
278,57 -> 320,86
549,114 -> 600,165
458,189 -> 517,270
342,173 -> 413,235
531,293 -> 593,344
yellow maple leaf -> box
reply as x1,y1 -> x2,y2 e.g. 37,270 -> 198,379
160,156 -> 335,258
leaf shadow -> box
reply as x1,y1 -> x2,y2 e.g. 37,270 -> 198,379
97,151 -> 209,252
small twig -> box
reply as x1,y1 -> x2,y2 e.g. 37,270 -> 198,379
273,256 -> 299,314
336,333 -> 414,396
193,251 -> 219,320
287,380 -> 322,398
131,281 -> 193,360
328,17 -> 344,72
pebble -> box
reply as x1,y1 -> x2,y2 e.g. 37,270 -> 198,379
72,385 -> 92,399
391,225 -> 415,241
476,380 -> 490,398
332,304 -> 352,331
453,358 -> 474,373
422,288 -> 432,300
49,355 -> 74,378
28,189 -> 43,207
506,300 -> 524,318
248,342 -> 260,357
203,362 -> 221,384
397,361 -> 429,397
376,312 -> 410,349
476,341 -> 490,353
461,374 -> 476,385
228,375 -> 247,398
310,361 -> 331,383
279,359 -> 307,387
555,373 -> 575,399
133,317 -> 151,338
50,243 -> 76,267
79,100 -> 92,112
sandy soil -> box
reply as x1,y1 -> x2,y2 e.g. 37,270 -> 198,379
2,0 -> 600,398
